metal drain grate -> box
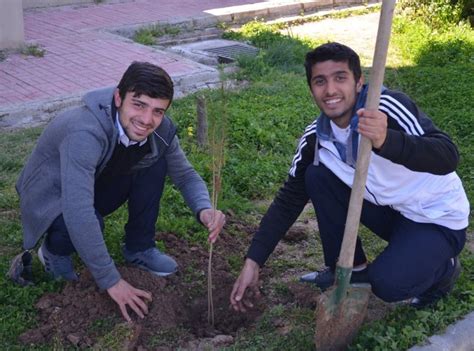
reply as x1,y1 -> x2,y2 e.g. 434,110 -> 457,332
202,44 -> 259,63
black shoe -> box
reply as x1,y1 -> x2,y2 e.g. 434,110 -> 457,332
300,266 -> 369,291
410,257 -> 461,309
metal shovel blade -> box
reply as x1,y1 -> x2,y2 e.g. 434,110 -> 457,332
315,283 -> 370,351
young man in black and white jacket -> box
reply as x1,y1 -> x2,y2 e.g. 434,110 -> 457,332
230,42 -> 469,310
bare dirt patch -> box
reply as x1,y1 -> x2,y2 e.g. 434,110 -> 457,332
18,216 -> 393,350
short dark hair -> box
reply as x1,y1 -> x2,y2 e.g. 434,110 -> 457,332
117,61 -> 174,106
304,42 -> 362,87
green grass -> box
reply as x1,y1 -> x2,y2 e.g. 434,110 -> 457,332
0,257 -> 63,349
134,25 -> 180,45
0,44 -> 46,62
0,9 -> 473,351
20,44 -> 45,58
225,305 -> 316,351
93,322 -> 138,349
148,326 -> 193,348
351,250 -> 474,350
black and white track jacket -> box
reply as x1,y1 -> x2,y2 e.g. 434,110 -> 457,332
247,85 -> 470,267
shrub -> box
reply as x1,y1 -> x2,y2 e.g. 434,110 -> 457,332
133,25 -> 180,46
397,0 -> 473,29
392,17 -> 474,66
224,21 -> 285,49
225,21 -> 322,77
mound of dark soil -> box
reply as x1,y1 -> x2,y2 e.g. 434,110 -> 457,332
18,217 -> 392,349
19,222 -> 266,349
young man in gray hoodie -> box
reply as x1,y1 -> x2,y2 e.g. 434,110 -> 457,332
16,62 -> 225,322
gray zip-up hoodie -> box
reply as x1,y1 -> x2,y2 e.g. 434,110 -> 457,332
16,87 -> 212,289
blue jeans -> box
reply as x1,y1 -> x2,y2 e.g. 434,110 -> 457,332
305,163 -> 466,302
45,157 -> 167,255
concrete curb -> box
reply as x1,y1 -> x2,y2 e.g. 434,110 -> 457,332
0,94 -> 84,130
0,64 -> 241,130
112,2 -> 368,43
113,1 -> 380,39
408,311 -> 474,351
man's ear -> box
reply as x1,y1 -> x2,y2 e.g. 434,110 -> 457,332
356,75 -> 365,93
113,89 -> 122,108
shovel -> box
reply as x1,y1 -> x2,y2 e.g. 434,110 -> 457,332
314,1 -> 396,350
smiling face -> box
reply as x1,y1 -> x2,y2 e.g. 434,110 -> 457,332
114,89 -> 170,142
310,60 -> 363,128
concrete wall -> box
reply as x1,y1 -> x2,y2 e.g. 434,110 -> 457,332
0,0 -> 25,49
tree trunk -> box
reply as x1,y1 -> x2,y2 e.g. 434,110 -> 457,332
196,95 -> 208,147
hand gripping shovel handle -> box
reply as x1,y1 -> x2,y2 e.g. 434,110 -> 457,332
334,0 -> 397,301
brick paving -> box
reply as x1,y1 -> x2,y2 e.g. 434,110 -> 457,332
0,0 -> 259,109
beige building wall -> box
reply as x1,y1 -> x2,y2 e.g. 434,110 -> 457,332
0,0 -> 25,49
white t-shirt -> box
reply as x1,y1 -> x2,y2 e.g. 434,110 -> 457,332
330,120 -> 351,145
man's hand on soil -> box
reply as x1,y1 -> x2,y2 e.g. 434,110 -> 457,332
107,279 -> 152,322
230,258 -> 261,312
199,208 -> 226,243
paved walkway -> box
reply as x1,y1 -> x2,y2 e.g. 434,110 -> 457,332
3,0 -> 261,106
0,0 -> 333,129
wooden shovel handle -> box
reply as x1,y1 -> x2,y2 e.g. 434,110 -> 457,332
338,0 -> 397,269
